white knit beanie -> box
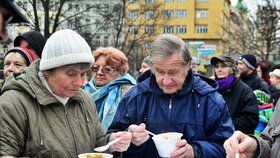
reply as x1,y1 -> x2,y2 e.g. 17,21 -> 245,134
39,29 -> 94,71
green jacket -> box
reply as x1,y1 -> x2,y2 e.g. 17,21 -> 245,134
0,60 -> 105,157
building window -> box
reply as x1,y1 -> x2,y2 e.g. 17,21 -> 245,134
128,0 -> 138,3
196,9 -> 208,18
55,2 -> 60,10
196,25 -> 208,33
86,4 -> 91,11
145,26 -> 155,34
86,19 -> 90,27
75,4 -> 80,12
104,36 -> 109,46
143,41 -> 152,49
176,25 -> 187,33
68,20 -> 73,28
36,1 -> 42,10
146,0 -> 155,3
176,10 -> 187,18
196,0 -> 208,2
95,36 -> 101,46
177,0 -> 186,2
145,10 -> 155,19
102,4 -> 109,11
128,25 -> 138,34
68,4 -> 72,10
95,20 -> 101,28
103,23 -> 109,31
164,0 -> 174,2
163,26 -> 174,33
75,19 -> 80,28
128,10 -> 139,19
163,10 -> 173,19
96,4 -> 101,12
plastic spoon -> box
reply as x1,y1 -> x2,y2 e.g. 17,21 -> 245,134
146,130 -> 156,136
94,137 -> 121,152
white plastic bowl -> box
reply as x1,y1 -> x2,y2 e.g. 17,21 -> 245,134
78,153 -> 113,158
152,132 -> 183,157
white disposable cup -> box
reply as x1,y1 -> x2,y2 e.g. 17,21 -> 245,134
152,132 -> 183,157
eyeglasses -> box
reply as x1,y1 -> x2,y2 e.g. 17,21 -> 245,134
92,66 -> 117,74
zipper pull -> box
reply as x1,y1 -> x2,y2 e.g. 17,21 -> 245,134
169,99 -> 172,110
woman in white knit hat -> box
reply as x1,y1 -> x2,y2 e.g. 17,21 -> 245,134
0,29 -> 132,157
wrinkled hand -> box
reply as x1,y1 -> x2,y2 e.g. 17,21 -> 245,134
223,131 -> 258,158
129,123 -> 149,146
109,131 -> 132,152
170,139 -> 194,158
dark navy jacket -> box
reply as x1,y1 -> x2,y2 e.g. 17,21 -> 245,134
108,70 -> 234,158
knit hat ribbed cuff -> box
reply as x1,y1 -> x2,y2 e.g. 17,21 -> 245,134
39,53 -> 94,71
39,29 -> 94,71
239,57 -> 256,70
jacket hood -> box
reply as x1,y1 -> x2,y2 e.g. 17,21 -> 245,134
135,70 -> 218,96
1,60 -> 85,105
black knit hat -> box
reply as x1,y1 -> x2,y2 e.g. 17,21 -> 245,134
14,31 -> 46,58
238,53 -> 257,70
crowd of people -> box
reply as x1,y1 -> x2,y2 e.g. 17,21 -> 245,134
1,1 -> 280,158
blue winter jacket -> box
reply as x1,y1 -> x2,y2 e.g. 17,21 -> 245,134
108,70 -> 234,158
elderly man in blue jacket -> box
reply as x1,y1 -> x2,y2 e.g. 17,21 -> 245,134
108,34 -> 234,158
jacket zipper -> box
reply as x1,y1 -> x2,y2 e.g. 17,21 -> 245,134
64,107 -> 78,156
168,98 -> 172,121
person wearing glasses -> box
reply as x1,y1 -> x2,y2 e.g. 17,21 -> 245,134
83,47 -> 136,132
0,0 -> 29,42
107,34 -> 234,158
0,29 -> 132,157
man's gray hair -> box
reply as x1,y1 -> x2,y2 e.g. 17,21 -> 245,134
151,34 -> 191,64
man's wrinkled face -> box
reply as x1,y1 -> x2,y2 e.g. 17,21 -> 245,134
3,52 -> 28,78
153,53 -> 189,94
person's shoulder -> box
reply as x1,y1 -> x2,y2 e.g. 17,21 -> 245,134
192,74 -> 218,95
234,79 -> 253,91
121,84 -> 135,96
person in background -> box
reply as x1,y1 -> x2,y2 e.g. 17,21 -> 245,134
14,30 -> 46,58
269,69 -> 280,105
83,47 -> 136,132
257,61 -> 271,85
3,46 -> 38,79
0,29 -> 132,157
139,55 -> 152,75
253,89 -> 273,136
108,34 -> 234,158
237,53 -> 270,94
210,55 -> 258,134
1,46 -> 38,95
224,99 -> 280,158
0,0 -> 29,42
